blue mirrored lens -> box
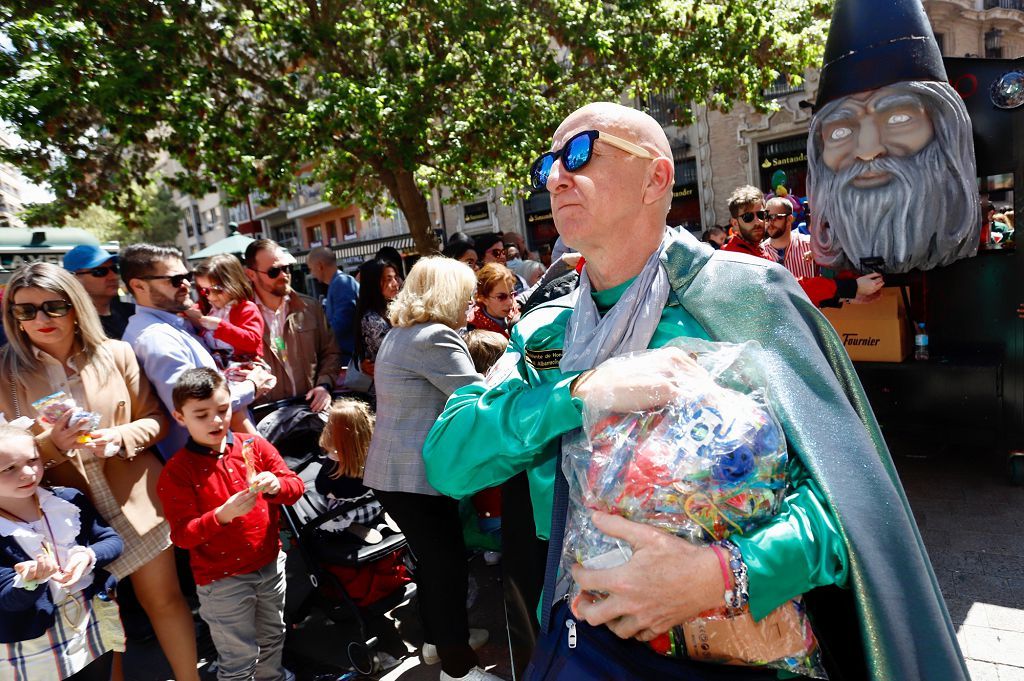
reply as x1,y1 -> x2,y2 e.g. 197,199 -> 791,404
533,154 -> 554,188
564,134 -> 592,171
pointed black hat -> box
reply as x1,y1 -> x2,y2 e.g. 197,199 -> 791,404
815,0 -> 947,109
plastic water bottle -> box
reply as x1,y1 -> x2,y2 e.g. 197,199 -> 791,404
914,322 -> 929,361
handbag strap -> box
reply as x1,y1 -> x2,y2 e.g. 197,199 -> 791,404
539,438 -> 571,634
9,377 -> 20,418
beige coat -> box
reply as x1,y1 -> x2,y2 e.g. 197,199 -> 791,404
0,339 -> 168,535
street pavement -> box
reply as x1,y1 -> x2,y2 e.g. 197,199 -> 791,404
124,438 -> 1024,681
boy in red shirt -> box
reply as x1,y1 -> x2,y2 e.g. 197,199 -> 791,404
157,367 -> 303,681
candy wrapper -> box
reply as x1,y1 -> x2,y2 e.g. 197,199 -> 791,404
241,438 -> 258,490
31,391 -> 101,444
562,338 -> 826,678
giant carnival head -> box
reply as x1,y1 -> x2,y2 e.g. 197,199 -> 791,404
807,0 -> 979,274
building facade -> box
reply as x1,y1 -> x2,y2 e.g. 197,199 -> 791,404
165,1 -> 1021,260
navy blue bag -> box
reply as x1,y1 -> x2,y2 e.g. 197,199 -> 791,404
524,601 -> 780,681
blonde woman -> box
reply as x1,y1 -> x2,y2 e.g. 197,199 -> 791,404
361,257 -> 499,681
0,262 -> 200,681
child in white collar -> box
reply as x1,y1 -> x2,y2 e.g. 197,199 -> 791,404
0,423 -> 125,680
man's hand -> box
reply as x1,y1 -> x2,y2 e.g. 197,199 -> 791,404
215,489 -> 258,525
242,365 -> 276,397
572,347 -> 703,413
250,471 -> 281,496
306,385 -> 331,412
851,273 -> 884,303
570,512 -> 724,640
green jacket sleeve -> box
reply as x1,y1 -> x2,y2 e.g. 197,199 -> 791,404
731,456 -> 850,620
423,371 -> 583,499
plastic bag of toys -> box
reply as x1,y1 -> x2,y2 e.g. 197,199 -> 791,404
31,391 -> 101,444
561,338 -> 826,679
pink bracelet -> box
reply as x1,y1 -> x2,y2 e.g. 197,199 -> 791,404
710,544 -> 732,590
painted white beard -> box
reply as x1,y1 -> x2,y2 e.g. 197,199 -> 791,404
813,141 -> 978,273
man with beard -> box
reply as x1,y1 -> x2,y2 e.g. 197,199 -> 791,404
763,196 -> 884,306
121,244 -> 274,457
806,0 -> 978,274
720,185 -> 772,259
244,239 -> 341,412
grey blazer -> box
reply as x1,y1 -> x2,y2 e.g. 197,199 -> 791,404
363,322 -> 482,495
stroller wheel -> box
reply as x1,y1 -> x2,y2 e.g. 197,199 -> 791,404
347,641 -> 374,675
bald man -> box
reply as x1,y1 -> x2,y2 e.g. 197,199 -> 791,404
424,103 -> 964,680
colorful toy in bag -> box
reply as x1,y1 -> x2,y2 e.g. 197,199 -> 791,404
31,391 -> 101,444
562,338 -> 826,678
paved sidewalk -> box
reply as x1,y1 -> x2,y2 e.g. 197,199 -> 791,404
896,446 -> 1024,681
125,442 -> 1024,680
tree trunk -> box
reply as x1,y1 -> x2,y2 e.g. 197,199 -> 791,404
390,167 -> 440,255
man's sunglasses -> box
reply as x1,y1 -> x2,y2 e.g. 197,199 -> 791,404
252,266 -> 289,279
138,272 -> 194,288
529,129 -> 656,191
11,300 -> 74,321
76,264 -> 119,278
737,210 -> 769,224
768,213 -> 792,221
198,284 -> 226,297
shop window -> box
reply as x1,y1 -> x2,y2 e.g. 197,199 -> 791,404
758,135 -> 808,198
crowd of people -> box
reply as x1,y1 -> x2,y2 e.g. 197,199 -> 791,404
0,100 -> 967,681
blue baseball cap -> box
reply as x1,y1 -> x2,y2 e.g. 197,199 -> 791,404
63,245 -> 116,272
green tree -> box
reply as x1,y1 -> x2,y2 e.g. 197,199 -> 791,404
64,182 -> 182,245
0,0 -> 830,254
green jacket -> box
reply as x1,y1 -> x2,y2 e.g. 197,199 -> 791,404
425,230 -> 967,681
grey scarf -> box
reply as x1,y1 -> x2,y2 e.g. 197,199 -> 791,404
559,230 -> 672,373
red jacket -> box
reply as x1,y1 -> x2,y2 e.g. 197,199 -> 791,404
468,303 -> 511,338
213,299 -> 265,358
722,235 -> 851,307
157,432 -> 303,585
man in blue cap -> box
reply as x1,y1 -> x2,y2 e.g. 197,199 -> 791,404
62,244 -> 135,339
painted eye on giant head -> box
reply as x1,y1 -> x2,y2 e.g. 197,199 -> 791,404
888,113 -> 911,125
830,127 -> 852,141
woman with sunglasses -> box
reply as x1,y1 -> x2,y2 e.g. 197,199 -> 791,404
353,258 -> 401,381
467,263 -> 519,339
0,262 -> 201,681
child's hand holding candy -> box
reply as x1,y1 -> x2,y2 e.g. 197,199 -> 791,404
250,471 -> 281,497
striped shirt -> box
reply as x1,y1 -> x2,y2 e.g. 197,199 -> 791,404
762,231 -> 818,279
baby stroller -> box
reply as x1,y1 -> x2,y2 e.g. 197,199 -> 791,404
254,396 -> 416,674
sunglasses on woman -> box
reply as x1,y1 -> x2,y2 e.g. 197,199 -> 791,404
138,272 -> 194,288
738,210 -> 769,224
75,264 -> 119,278
488,292 -> 512,302
529,129 -> 656,191
11,300 -> 74,321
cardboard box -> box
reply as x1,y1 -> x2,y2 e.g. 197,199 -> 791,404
821,288 -> 911,362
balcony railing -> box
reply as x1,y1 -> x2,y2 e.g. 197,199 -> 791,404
985,0 -> 1023,9
763,74 -> 804,99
